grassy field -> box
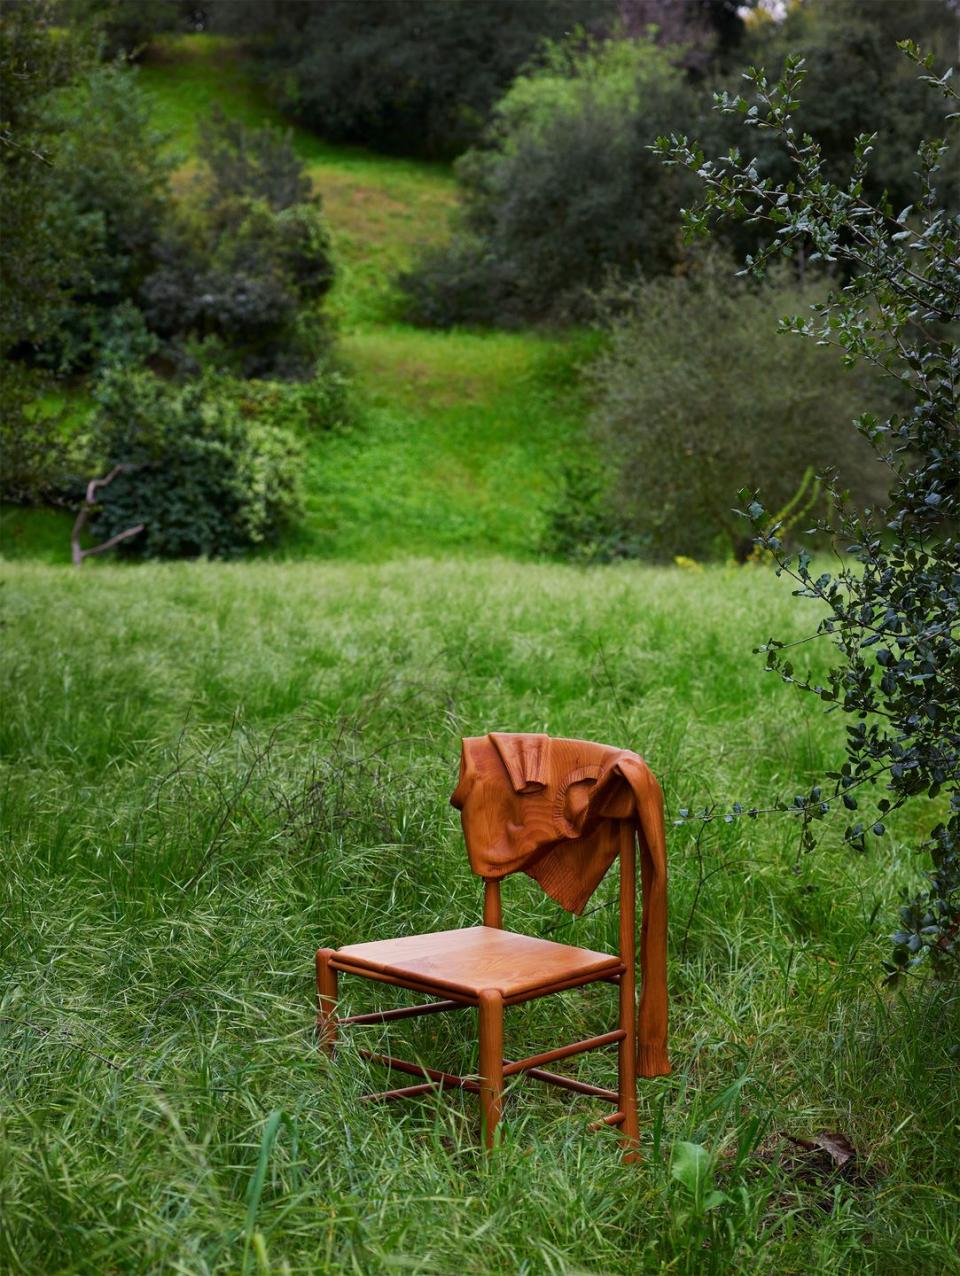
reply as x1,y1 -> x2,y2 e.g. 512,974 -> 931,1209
3,32 -> 958,1276
1,560 -> 958,1275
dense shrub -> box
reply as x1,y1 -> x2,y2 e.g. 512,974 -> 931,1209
65,0 -> 192,59
400,37 -> 700,326
195,107 -> 312,211
743,0 -> 960,215
17,84 -> 333,382
141,113 -> 335,378
87,370 -> 307,558
237,0 -> 616,160
37,63 -> 172,373
580,260 -> 892,561
0,3 -> 88,500
225,368 -> 350,438
540,459 -> 645,564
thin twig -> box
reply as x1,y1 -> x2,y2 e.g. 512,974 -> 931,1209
680,804 -> 717,959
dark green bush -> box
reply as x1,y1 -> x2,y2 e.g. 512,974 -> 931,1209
36,63 -> 172,373
0,2 -> 87,500
541,459 -> 645,564
195,107 -> 312,211
581,259 -> 893,561
226,368 -> 351,438
65,0 -> 191,59
400,36 -> 699,326
87,370 -> 306,558
242,0 -> 615,160
742,0 -> 960,215
0,366 -> 75,506
140,114 -> 335,379
26,76 -> 334,381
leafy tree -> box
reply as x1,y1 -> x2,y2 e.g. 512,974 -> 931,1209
656,46 -> 960,970
743,0 -> 959,214
0,2 -> 87,500
236,0 -> 617,159
36,63 -> 173,373
619,0 -> 750,75
195,107 -> 312,210
400,36 -> 698,326
64,0 -> 193,59
140,113 -> 335,378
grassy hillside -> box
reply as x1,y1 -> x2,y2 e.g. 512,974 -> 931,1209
1,36 -> 590,565
140,36 -> 457,332
292,328 -> 596,558
143,36 -> 591,561
1,559 -> 957,1274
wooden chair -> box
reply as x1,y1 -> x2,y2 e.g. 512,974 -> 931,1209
315,820 -> 641,1152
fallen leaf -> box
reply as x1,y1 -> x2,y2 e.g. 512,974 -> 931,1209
782,1130 -> 856,1169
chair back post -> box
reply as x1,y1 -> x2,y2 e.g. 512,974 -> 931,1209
483,878 -> 503,928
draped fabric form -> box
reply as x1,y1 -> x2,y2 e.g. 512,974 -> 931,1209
451,732 -> 670,1078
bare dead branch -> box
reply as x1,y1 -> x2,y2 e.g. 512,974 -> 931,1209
72,463 -> 145,567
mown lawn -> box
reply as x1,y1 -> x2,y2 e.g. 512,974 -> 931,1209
1,560 -> 957,1275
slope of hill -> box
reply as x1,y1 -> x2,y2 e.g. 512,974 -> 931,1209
2,35 -> 590,564
138,36 -> 591,561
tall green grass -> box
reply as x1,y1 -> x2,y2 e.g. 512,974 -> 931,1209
1,560 -> 957,1274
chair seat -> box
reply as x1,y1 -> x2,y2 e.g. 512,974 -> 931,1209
335,925 -> 622,999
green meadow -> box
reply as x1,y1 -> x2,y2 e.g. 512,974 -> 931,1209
2,36 -> 958,1276
2,561 -> 958,1274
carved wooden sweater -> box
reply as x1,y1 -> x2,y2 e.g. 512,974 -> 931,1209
451,732 -> 670,1078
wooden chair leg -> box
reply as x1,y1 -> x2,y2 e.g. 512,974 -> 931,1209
316,948 -> 338,1056
478,989 -> 504,1151
618,972 -> 640,1160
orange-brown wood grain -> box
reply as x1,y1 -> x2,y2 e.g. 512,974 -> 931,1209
335,926 -> 621,998
478,989 -> 504,1150
315,733 -> 670,1155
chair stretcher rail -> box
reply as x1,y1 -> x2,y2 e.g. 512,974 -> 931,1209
358,1048 -> 481,1093
330,956 -> 624,1006
502,1029 -> 625,1077
358,1048 -> 621,1106
588,1111 -> 627,1131
520,1066 -> 619,1102
340,998 -> 466,1026
362,1080 -> 449,1102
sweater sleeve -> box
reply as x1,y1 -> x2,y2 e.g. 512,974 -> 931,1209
632,762 -> 671,1077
